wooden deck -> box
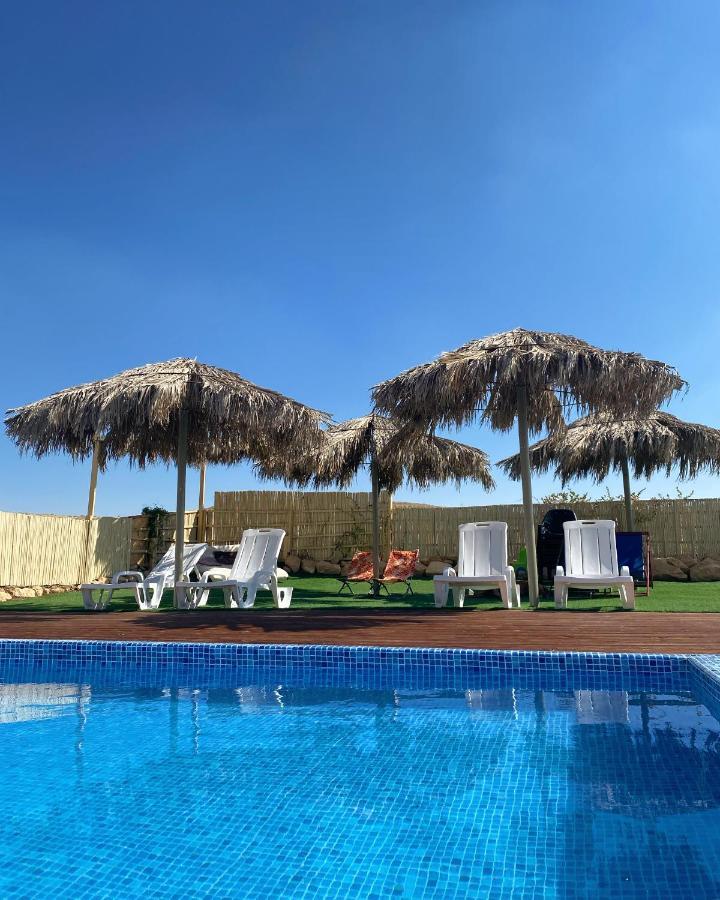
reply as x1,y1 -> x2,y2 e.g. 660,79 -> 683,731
1,608 -> 719,653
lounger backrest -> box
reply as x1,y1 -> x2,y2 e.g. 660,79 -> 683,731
457,522 -> 508,577
150,543 -> 207,584
229,528 -> 285,581
563,520 -> 619,577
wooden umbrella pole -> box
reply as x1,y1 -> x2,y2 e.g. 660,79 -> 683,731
81,437 -> 101,583
197,461 -> 206,542
621,454 -> 635,531
86,437 -> 100,519
370,424 -> 382,598
517,383 -> 539,607
174,408 -> 189,606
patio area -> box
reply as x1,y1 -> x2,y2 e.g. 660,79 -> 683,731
1,577 -> 718,652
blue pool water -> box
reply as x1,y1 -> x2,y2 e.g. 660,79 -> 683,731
2,643 -> 720,898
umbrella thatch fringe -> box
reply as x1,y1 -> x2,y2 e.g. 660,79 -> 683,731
372,328 -> 684,435
498,411 -> 720,482
5,358 -> 331,468
257,413 -> 494,492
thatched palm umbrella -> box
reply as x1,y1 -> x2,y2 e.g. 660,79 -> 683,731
258,413 -> 494,595
372,328 -> 684,606
5,359 -> 329,597
498,411 -> 720,530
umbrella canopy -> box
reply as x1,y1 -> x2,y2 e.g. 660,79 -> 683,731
5,358 -> 330,592
5,358 -> 329,468
372,328 -> 684,605
258,413 -> 494,593
263,413 -> 494,491
498,411 -> 720,529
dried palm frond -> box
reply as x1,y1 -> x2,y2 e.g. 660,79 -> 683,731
372,328 -> 684,435
5,358 -> 330,468
257,413 -> 494,492
498,411 -> 720,482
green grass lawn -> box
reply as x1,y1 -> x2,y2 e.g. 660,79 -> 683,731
1,576 -> 718,613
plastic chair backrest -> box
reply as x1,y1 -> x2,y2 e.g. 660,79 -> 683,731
229,529 -> 285,581
563,520 -> 619,577
457,522 -> 508,577
151,543 -> 206,584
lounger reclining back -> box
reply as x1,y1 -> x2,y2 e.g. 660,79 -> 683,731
458,522 -> 508,577
229,528 -> 285,582
564,520 -> 618,578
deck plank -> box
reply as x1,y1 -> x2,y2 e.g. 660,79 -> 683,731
1,609 -> 719,653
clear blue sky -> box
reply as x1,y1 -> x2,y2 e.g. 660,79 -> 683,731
2,1 -> 719,517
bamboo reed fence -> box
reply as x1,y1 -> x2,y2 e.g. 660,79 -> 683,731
393,498 -> 720,561
0,511 -> 133,587
3,494 -> 720,587
212,490 -> 392,562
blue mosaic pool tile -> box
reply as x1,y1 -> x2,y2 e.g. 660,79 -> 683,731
0,638 -> 692,694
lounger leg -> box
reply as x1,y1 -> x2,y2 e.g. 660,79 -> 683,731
269,574 -> 279,606
243,586 -> 258,609
455,589 -> 466,608
499,581 -> 510,609
434,581 -> 449,608
506,568 -> 520,608
622,581 -> 635,610
82,587 -> 105,611
554,583 -> 565,609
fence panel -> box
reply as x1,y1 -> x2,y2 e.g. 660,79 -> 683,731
212,490 -> 391,561
0,511 -> 133,586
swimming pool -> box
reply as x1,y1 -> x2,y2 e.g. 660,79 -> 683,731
2,641 -> 720,898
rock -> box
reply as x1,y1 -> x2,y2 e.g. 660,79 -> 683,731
425,560 -> 453,576
340,561 -> 352,577
413,561 -> 427,577
316,560 -> 342,576
689,559 -> 720,582
665,556 -> 692,575
284,554 -> 302,574
276,567 -> 289,580
0,589 -> 12,602
300,558 -> 316,575
11,587 -> 37,598
653,558 -> 688,581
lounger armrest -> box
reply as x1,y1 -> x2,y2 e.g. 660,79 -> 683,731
442,566 -> 456,578
620,565 -> 631,577
111,571 -> 144,584
254,569 -> 276,586
555,565 -> 565,577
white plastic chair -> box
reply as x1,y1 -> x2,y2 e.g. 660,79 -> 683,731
433,522 -> 520,609
80,543 -> 207,611
176,528 -> 286,609
554,520 -> 635,610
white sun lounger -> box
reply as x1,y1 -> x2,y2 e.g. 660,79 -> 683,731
554,520 -> 635,610
176,528 -> 286,609
433,521 -> 520,609
80,542 -> 207,611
